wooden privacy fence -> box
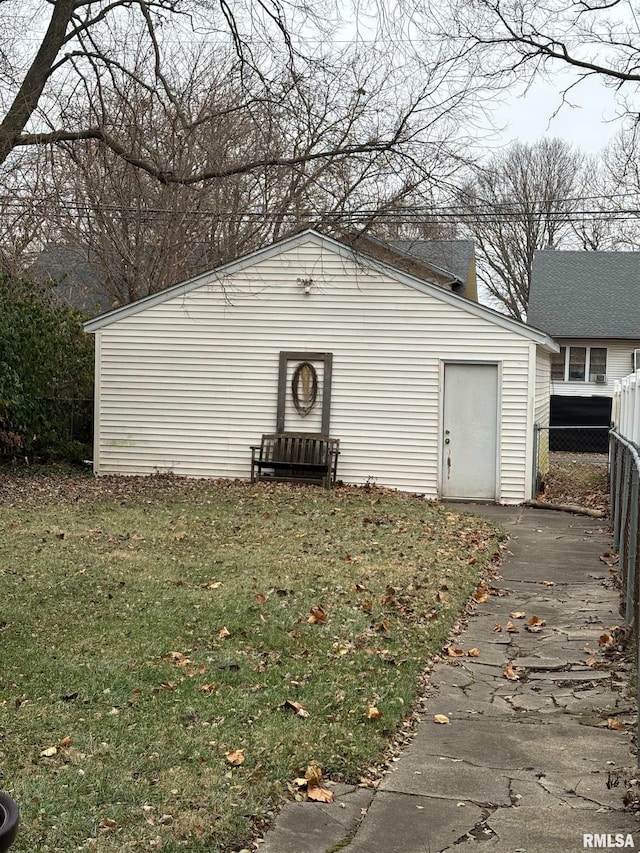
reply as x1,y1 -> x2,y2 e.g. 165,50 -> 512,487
611,375 -> 640,766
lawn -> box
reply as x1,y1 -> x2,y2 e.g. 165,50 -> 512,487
0,472 -> 503,852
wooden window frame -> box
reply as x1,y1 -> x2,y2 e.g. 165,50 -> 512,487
276,352 -> 333,433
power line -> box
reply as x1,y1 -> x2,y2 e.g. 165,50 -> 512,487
0,192 -> 640,220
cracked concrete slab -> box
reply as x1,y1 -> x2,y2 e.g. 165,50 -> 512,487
450,806 -> 639,852
538,770 -> 635,811
405,716 -> 631,776
257,784 -> 374,853
339,793 -> 485,853
380,754 -> 513,803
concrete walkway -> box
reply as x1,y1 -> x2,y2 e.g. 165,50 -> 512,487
259,506 -> 638,853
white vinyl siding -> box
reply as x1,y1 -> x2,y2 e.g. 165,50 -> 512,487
534,347 -> 551,479
534,348 -> 551,428
551,339 -> 640,397
93,239 -> 544,503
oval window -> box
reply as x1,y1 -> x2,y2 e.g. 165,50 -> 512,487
291,361 -> 318,416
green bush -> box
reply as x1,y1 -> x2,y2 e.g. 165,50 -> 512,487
0,275 -> 94,459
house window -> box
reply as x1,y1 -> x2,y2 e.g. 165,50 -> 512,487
551,347 -> 566,381
588,347 -> 607,381
568,347 -> 586,381
552,346 -> 607,383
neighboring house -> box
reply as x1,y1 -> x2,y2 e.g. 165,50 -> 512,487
386,238 -> 478,301
527,250 -> 640,430
30,245 -> 111,315
84,229 -> 557,504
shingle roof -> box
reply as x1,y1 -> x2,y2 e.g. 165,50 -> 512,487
388,239 -> 474,285
527,250 -> 640,338
30,244 -> 111,314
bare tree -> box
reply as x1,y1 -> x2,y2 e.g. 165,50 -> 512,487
36,45 -> 463,304
0,146 -> 59,276
0,0 -> 476,187
430,0 -> 640,124
456,138 -> 582,320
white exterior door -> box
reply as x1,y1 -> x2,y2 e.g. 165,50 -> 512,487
441,363 -> 499,500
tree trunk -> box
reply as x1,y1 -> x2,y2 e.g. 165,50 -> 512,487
0,0 -> 75,167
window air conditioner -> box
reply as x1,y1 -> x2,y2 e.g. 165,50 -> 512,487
595,374 -> 606,383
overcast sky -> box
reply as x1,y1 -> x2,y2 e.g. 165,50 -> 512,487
490,69 -> 622,154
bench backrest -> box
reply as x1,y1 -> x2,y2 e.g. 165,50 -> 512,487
261,433 -> 338,465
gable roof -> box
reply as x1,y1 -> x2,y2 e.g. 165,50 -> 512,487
528,250 -> 640,339
388,239 -> 474,286
84,229 -> 556,350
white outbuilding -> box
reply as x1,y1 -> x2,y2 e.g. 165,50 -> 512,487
84,229 -> 558,504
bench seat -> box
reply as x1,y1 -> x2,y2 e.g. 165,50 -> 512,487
250,432 -> 339,488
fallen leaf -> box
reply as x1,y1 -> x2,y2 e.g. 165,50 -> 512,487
503,661 -> 520,681
204,581 -> 222,589
199,682 -> 218,694
284,700 -> 310,718
526,615 -> 546,633
607,718 -> 627,731
383,585 -> 397,604
307,785 -> 335,803
492,623 -> 503,632
59,736 -> 72,747
255,594 -> 267,604
367,704 -> 383,719
510,611 -> 526,619
40,746 -> 57,758
99,817 -> 118,830
505,621 -> 520,633
305,763 -> 323,786
331,641 -> 353,656
433,714 -> 450,724
598,633 -> 613,647
374,618 -> 390,632
473,586 -> 489,603
164,651 -> 192,666
225,749 -> 245,766
540,580 -> 555,587
308,606 -> 327,624
585,657 -> 597,667
447,647 -> 466,657
468,648 -> 480,657
219,627 -> 231,639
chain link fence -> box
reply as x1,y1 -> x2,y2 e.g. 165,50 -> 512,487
609,430 -> 640,768
533,425 -> 611,507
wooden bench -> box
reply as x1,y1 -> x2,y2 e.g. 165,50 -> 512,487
250,433 -> 340,488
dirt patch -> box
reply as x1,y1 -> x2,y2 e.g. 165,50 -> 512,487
540,453 -> 609,514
